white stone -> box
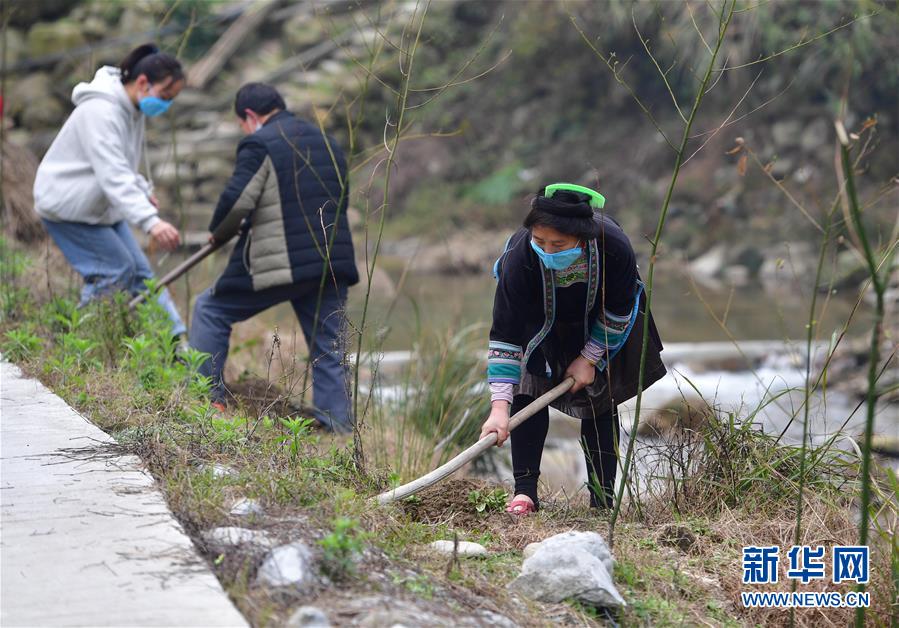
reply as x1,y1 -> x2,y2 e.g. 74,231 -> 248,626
509,531 -> 624,609
210,463 -> 239,479
230,497 -> 264,517
522,531 -> 614,573
286,605 -> 331,628
473,610 -> 518,627
522,542 -> 541,560
428,540 -> 488,557
689,244 -> 727,282
202,527 -> 272,548
255,542 -> 315,588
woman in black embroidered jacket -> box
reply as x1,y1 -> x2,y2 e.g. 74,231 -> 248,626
479,184 -> 666,514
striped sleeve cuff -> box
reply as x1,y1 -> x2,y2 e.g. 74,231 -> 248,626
487,341 -> 523,386
580,340 -> 606,366
588,308 -> 631,352
490,382 -> 514,404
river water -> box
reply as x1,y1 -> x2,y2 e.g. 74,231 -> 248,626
157,248 -> 897,498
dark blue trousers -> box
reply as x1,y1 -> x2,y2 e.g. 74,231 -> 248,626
189,280 -> 352,433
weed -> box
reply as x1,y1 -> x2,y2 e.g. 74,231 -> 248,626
467,488 -> 508,515
318,517 -> 365,580
278,416 -> 317,460
1,327 -> 42,361
365,325 -> 491,482
0,238 -> 31,321
391,571 -> 434,599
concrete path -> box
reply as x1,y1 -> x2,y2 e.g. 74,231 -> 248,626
0,361 -> 247,627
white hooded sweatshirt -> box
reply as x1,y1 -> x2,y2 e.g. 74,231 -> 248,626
33,66 -> 160,232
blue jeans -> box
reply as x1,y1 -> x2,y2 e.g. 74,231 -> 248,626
189,281 -> 353,433
42,219 -> 186,335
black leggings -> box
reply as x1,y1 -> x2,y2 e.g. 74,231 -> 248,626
510,394 -> 619,509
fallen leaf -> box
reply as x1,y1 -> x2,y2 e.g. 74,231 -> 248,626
860,117 -> 877,132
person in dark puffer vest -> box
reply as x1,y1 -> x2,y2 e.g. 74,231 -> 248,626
189,83 -> 359,433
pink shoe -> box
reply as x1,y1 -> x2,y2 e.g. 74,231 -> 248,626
506,497 -> 536,516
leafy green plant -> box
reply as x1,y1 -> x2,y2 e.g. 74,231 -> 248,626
1,328 -> 42,361
60,332 -> 100,371
391,571 -> 433,599
277,416 -> 316,459
467,488 -> 508,515
209,416 -> 240,447
318,517 -> 365,580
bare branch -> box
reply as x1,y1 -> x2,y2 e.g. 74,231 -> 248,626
682,70 -> 762,165
633,9 -> 688,124
715,11 -> 878,73
565,6 -> 678,152
686,1 -> 713,56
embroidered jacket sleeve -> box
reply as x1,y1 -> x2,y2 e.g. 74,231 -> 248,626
582,234 -> 638,365
487,233 -> 531,395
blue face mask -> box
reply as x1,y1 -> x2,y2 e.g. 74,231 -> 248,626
139,95 -> 172,117
530,239 -> 583,271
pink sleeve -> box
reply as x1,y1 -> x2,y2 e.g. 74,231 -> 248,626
490,382 -> 514,404
580,340 -> 606,365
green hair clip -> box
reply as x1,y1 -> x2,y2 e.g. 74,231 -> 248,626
545,183 -> 606,209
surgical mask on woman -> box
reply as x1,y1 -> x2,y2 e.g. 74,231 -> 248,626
139,85 -> 172,117
530,239 -> 583,270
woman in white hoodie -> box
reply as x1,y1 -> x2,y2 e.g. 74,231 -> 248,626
34,43 -> 186,334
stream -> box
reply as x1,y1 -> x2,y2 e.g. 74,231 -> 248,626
155,247 -> 897,499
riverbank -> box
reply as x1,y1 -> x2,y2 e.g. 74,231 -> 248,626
1,238 -> 897,626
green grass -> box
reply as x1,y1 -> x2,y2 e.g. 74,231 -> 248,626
1,236 -> 895,627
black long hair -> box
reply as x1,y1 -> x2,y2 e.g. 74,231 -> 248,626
119,43 -> 183,85
523,186 -> 601,240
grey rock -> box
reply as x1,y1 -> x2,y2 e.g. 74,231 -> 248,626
151,161 -> 185,185
4,29 -> 26,66
255,542 -> 315,588
510,531 -> 624,609
800,118 -> 829,153
689,244 -> 727,283
472,610 -> 519,627
7,0 -> 79,28
286,605 -> 330,628
523,531 -> 614,574
722,265 -> 750,287
428,540 -> 487,557
359,608 -> 444,628
522,542 -> 541,560
202,526 -> 272,549
769,156 -> 795,179
283,15 -> 328,50
9,74 -> 64,129
117,6 -> 157,36
81,16 -> 108,40
196,157 -> 233,181
342,596 -> 444,627
771,119 -> 801,148
26,20 -> 85,58
209,463 -> 239,479
230,498 -> 264,517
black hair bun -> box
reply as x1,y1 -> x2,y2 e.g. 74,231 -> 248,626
532,188 -> 593,218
